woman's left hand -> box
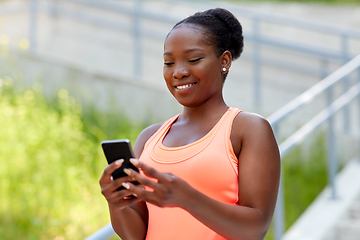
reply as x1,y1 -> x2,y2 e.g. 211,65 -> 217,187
122,158 -> 191,208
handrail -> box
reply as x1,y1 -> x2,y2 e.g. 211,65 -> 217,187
3,1 -> 358,239
79,2 -> 360,240
6,0 -> 359,107
83,223 -> 114,240
168,0 -> 360,39
269,53 -> 360,240
268,53 -> 360,127
278,81 -> 360,158
85,68 -> 360,240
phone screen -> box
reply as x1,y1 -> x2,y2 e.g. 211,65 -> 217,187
101,139 -> 139,189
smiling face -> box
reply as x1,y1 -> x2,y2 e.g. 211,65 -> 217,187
163,24 -> 229,108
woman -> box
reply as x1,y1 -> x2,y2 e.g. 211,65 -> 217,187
99,8 -> 280,240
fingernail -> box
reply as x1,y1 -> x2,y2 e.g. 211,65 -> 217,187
123,168 -> 131,175
115,159 -> 124,165
122,182 -> 130,189
130,158 -> 139,166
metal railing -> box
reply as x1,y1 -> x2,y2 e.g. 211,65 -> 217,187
83,53 -> 360,240
268,53 -> 360,240
2,1 -> 360,239
84,223 -> 114,240
2,0 -> 360,109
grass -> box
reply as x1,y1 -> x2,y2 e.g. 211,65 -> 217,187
282,136 -> 328,229
265,133 -> 329,240
0,74 -> 329,240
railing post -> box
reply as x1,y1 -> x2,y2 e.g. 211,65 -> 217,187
29,0 -> 38,52
341,33 -> 350,133
272,123 -> 285,240
252,16 -> 261,110
326,86 -> 338,199
274,174 -> 285,240
133,0 -> 143,78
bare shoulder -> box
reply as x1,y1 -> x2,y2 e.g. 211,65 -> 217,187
133,122 -> 164,159
235,111 -> 270,126
233,111 -> 279,164
233,111 -> 273,138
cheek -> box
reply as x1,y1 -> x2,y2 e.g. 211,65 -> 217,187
163,68 -> 173,90
195,64 -> 215,79
163,67 -> 172,80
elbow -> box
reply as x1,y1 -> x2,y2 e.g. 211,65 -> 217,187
237,226 -> 269,240
240,226 -> 269,240
238,211 -> 272,240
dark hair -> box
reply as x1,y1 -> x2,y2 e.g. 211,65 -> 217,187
170,8 -> 244,60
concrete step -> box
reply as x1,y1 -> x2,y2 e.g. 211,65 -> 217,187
348,202 -> 360,219
283,160 -> 360,240
334,219 -> 360,240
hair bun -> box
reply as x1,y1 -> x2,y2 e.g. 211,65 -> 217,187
203,8 -> 244,60
170,8 -> 244,61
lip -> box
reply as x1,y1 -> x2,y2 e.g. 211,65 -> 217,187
174,82 -> 197,91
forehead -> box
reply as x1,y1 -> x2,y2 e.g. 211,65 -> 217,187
164,24 -> 212,53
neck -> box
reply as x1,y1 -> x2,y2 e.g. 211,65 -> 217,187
180,98 -> 229,123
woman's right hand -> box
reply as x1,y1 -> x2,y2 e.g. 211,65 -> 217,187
99,159 -> 140,210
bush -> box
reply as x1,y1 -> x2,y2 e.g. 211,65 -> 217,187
0,75 -> 329,240
0,77 -> 142,239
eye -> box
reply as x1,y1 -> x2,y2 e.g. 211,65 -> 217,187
188,57 -> 203,63
164,62 -> 174,66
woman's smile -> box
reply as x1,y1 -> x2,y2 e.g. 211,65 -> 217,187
175,82 -> 197,90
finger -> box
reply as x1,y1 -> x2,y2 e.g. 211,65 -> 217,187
123,167 -> 159,191
107,187 -> 140,205
101,175 -> 135,196
99,159 -> 124,186
121,181 -> 149,199
121,181 -> 166,207
130,158 -> 163,181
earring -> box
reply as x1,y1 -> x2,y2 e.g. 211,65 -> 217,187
222,67 -> 227,72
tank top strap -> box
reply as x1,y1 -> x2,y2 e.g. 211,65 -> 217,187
222,107 -> 242,140
143,114 -> 181,150
214,107 -> 242,173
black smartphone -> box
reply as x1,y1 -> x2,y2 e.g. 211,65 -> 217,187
101,139 -> 140,190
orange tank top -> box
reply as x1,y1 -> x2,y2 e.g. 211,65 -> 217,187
139,107 -> 241,240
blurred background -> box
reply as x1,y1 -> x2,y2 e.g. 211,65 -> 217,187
1,0 -> 360,239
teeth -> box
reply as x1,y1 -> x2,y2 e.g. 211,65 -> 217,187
176,83 -> 194,90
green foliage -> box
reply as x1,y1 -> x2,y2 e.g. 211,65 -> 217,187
282,136 -> 328,229
0,77 -> 142,239
0,75 -> 329,240
265,134 -> 328,240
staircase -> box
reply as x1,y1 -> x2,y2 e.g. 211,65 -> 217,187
329,194 -> 360,240
283,160 -> 360,240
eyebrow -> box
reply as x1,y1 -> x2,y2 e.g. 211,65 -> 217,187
163,48 -> 204,56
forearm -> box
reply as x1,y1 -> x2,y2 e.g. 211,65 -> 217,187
181,188 -> 270,240
109,204 -> 147,240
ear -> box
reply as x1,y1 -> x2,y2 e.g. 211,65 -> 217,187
220,50 -> 232,74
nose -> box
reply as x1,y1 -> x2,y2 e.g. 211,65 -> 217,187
173,63 -> 190,79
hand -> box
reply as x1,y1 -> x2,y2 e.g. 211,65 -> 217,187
99,159 -> 141,209
122,159 -> 191,209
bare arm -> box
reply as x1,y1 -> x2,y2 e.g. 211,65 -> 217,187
99,122 -> 163,240
122,113 -> 280,240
